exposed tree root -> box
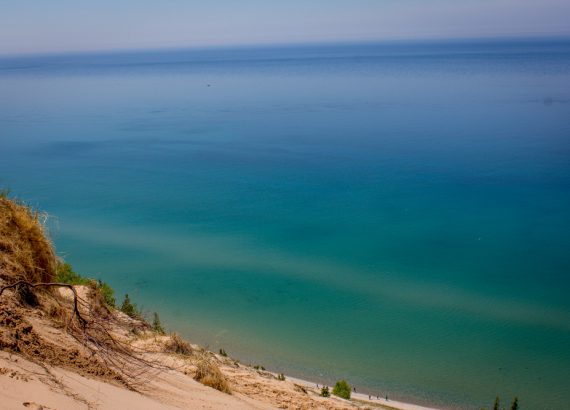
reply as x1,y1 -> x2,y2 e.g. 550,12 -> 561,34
0,277 -> 168,390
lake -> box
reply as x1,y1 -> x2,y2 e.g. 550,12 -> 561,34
1,38 -> 569,409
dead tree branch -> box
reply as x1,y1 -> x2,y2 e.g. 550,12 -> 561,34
0,278 -> 169,388
0,280 -> 87,327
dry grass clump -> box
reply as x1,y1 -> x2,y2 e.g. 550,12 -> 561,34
44,296 -> 72,328
194,353 -> 231,394
164,333 -> 193,356
0,196 -> 56,283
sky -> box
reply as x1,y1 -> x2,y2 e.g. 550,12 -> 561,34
0,0 -> 569,55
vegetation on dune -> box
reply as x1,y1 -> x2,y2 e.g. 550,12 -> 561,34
55,262 -> 89,285
481,396 -> 520,410
120,293 -> 140,318
320,385 -> 330,397
332,380 -> 351,400
194,353 -> 231,394
55,262 -> 115,308
97,280 -> 115,308
152,312 -> 165,334
493,396 -> 500,410
164,332 -> 192,355
0,195 -> 56,283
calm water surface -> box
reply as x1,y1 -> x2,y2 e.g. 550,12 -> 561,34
1,39 -> 569,409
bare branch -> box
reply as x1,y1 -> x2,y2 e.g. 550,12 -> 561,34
0,280 -> 87,326
0,279 -> 170,388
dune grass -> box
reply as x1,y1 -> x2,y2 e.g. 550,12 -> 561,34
0,195 -> 56,283
194,353 -> 231,394
164,332 -> 193,355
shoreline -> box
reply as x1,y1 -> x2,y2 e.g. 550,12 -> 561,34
286,375 -> 441,410
169,329 -> 444,409
156,328 -> 445,410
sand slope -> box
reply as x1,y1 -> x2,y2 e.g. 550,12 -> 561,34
0,351 -> 266,410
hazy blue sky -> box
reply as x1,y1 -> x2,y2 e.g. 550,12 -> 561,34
1,0 -> 569,55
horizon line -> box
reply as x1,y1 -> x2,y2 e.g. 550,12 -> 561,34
2,32 -> 570,59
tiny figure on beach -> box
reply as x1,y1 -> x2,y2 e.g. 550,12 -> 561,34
386,394 -> 389,401
368,395 -> 371,400
353,387 -> 356,392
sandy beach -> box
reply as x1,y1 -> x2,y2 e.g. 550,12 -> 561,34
288,376 -> 440,410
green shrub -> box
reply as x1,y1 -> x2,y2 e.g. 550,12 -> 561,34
55,262 -> 88,285
97,280 -> 115,308
320,386 -> 330,397
120,293 -> 140,318
493,396 -> 500,410
152,312 -> 165,334
332,380 -> 351,400
510,397 -> 519,410
55,263 -> 115,308
277,373 -> 285,381
219,348 -> 227,357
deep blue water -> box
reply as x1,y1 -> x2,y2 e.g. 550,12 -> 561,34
1,39 -> 569,409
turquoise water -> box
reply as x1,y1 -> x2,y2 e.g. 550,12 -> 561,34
1,39 -> 569,409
